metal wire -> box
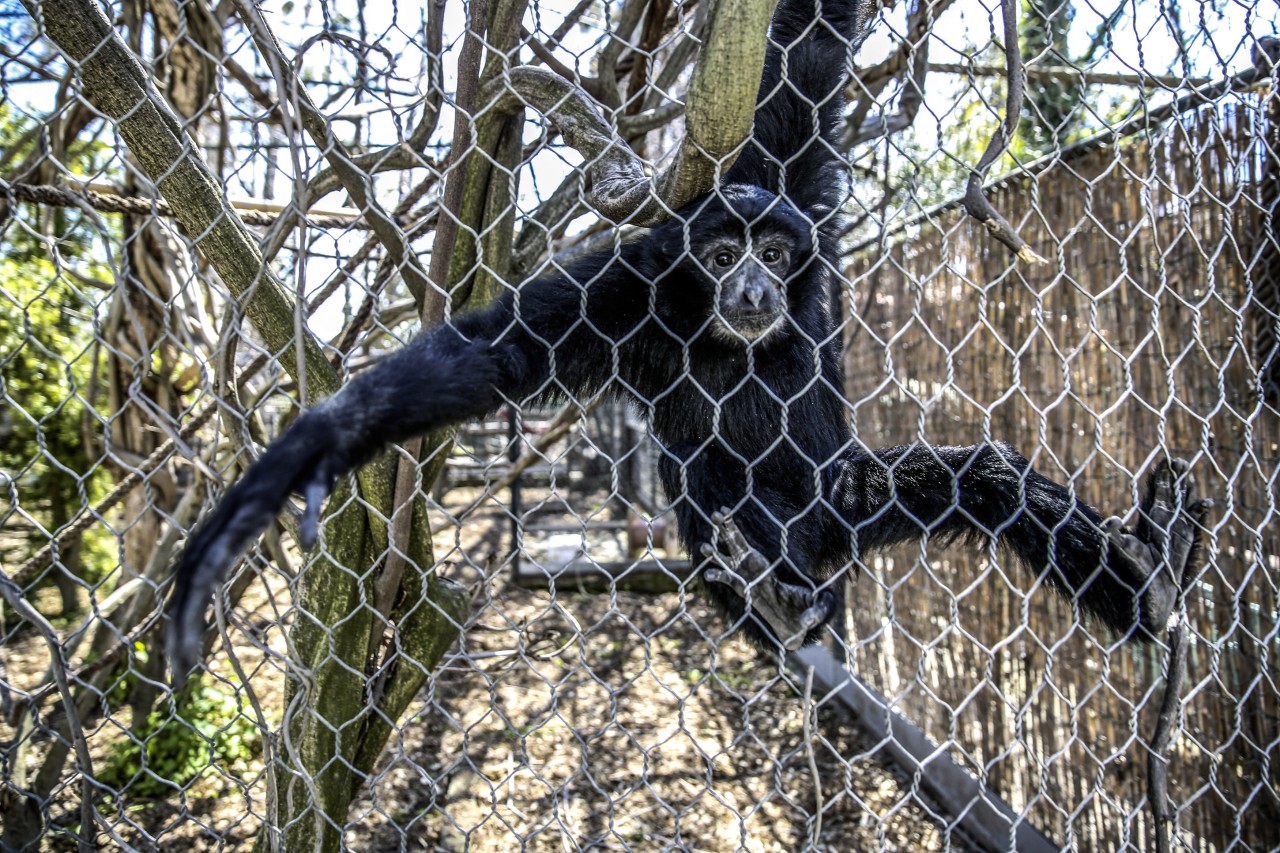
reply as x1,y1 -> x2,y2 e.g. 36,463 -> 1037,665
1,0 -> 1276,850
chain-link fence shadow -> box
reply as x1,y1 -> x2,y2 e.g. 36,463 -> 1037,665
1,0 -> 1276,850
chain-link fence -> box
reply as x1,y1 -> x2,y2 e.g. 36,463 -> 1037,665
1,0 -> 1276,850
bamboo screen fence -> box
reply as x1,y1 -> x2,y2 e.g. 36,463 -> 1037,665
843,99 -> 1279,849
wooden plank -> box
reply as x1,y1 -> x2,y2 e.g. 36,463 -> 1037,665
788,646 -> 1063,853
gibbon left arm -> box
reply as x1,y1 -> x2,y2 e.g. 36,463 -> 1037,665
705,445 -> 1210,647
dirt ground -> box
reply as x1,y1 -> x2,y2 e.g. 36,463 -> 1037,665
343,581 -> 968,852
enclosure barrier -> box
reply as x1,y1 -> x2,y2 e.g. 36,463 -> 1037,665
1,0 -> 1277,850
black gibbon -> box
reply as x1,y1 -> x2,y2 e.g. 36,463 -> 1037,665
167,0 -> 1208,676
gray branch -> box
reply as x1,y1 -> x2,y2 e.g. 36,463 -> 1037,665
479,67 -> 656,222
0,573 -> 98,852
843,0 -> 957,148
961,0 -> 1047,265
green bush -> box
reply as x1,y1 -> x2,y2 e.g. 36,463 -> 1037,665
0,256 -> 113,591
100,676 -> 262,799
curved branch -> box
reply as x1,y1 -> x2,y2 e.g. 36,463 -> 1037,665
302,0 -> 446,204
594,0 -> 649,108
422,0 -> 489,322
842,0 -> 954,149
510,102 -> 686,273
657,0 -> 774,210
521,26 -> 583,83
3,179 -> 362,229
643,7 -> 706,112
304,144 -> 440,200
0,573 -> 98,849
480,66 -> 657,222
841,22 -> 930,147
962,0 -> 1047,264
233,0 -> 437,301
407,0 -> 448,151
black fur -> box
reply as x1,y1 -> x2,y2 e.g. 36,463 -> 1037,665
167,0 -> 1206,675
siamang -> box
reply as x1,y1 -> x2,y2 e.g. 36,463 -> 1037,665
167,0 -> 1208,676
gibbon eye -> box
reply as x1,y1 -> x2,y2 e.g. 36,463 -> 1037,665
761,247 -> 783,264
714,250 -> 736,268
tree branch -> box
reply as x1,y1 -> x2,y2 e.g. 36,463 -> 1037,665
643,5 -> 706,112
842,0 -> 938,148
232,0 -> 436,304
17,0 -> 343,398
928,61 -> 1212,90
479,66 -> 656,222
0,573 -> 98,852
300,0 -> 447,201
481,0 -> 776,226
653,0 -> 775,212
3,179 -> 362,229
593,0 -> 649,108
423,0 -> 489,322
303,145 -> 441,201
407,0 -> 448,151
962,0 -> 1047,264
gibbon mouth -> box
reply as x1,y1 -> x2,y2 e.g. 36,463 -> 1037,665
722,309 -> 784,340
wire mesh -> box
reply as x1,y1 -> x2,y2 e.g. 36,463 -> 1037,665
1,0 -> 1276,850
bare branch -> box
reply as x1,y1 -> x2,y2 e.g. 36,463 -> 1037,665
510,100 -> 685,273
222,54 -> 282,120
232,0 -> 436,303
304,144 -> 441,200
407,0 -> 448,151
928,61 -> 1212,90
479,67 -> 655,222
643,7 -> 706,112
0,575 -> 99,851
594,0 -> 650,108
481,0 -> 775,226
623,0 -> 675,110
546,0 -> 598,48
842,1 -> 933,148
521,25 -> 583,83
617,101 -> 685,136
843,0 -> 957,148
511,167 -> 589,274
17,0 -> 344,403
282,0 -> 447,202
424,0 -> 489,323
1147,618 -> 1189,853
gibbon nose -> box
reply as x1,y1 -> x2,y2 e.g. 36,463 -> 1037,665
742,282 -> 768,308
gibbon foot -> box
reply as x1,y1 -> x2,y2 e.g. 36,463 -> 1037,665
700,509 -> 836,650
